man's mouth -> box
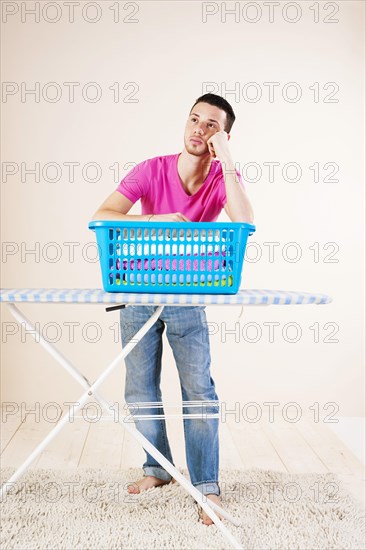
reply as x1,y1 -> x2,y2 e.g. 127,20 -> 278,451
190,138 -> 203,144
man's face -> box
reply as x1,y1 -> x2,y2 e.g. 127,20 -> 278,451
184,102 -> 228,157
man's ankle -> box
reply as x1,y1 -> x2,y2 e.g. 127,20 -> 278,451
194,481 -> 220,497
143,466 -> 172,482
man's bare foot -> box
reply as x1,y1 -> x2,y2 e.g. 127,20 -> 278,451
127,475 -> 174,494
198,494 -> 224,525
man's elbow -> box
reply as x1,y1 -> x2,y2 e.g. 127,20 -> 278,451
228,209 -> 255,225
241,216 -> 255,225
246,212 -> 255,225
243,206 -> 255,225
90,209 -> 111,221
90,211 -> 101,221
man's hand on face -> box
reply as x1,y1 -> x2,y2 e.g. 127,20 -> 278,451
207,130 -> 232,161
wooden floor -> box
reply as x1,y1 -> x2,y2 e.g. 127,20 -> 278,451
1,406 -> 365,510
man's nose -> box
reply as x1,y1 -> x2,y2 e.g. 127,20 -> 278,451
194,125 -> 204,135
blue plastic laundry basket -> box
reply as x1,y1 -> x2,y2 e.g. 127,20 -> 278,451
88,221 -> 255,294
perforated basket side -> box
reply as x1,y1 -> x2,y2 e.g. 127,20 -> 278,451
88,221 -> 256,294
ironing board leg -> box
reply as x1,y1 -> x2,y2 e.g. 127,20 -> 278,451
0,302 -> 164,497
1,303 -> 243,549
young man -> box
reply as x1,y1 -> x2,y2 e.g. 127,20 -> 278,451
91,93 -> 254,524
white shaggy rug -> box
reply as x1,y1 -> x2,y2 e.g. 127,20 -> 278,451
1,467 -> 365,549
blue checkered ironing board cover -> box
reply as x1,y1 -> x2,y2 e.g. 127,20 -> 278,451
0,289 -> 332,305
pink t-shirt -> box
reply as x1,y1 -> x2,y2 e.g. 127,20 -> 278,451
116,153 -> 245,222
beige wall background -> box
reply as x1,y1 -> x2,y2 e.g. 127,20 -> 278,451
1,1 -> 364,418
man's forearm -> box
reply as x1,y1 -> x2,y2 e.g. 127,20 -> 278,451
221,156 -> 254,223
91,210 -> 150,221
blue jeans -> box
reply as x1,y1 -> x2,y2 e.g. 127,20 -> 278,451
120,305 -> 220,496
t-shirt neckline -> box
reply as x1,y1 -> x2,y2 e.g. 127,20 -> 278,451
175,153 -> 214,199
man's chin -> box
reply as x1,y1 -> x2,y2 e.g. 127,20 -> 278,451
185,143 -> 210,157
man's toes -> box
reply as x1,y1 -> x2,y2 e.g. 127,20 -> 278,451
127,483 -> 140,494
199,509 -> 214,525
202,513 -> 214,525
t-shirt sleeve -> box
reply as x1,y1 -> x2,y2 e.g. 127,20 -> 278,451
221,168 -> 246,207
115,159 -> 151,203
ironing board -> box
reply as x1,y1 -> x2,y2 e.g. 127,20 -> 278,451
0,288 -> 332,549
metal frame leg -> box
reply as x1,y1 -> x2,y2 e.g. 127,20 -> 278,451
1,303 -> 243,549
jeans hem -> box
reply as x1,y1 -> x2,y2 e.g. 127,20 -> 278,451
143,466 -> 172,482
193,481 -> 220,496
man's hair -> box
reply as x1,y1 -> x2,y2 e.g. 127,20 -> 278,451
189,93 -> 236,133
